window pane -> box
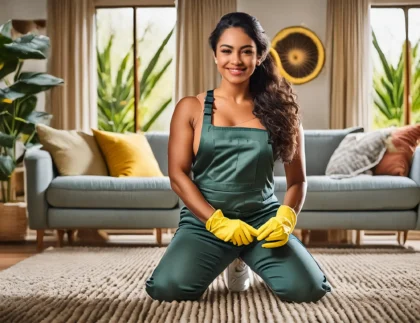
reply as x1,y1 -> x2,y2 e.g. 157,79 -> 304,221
136,7 -> 176,132
371,8 -> 405,129
409,8 -> 420,125
96,8 -> 135,133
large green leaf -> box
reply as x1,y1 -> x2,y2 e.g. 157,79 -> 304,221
142,58 -> 172,101
372,31 -> 412,125
374,85 -> 393,118
0,57 -> 18,80
3,34 -> 49,59
114,98 -> 134,128
102,34 -> 113,76
0,155 -> 15,181
9,72 -> 64,95
0,131 -> 14,148
372,31 -> 393,84
27,111 -> 53,125
115,50 -> 131,91
139,27 -> 174,92
0,21 -> 12,47
0,88 -> 26,101
19,111 -> 52,136
16,95 -> 37,120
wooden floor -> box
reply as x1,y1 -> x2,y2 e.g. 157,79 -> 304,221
1,230 -> 419,271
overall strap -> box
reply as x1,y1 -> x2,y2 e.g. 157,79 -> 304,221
203,89 -> 214,125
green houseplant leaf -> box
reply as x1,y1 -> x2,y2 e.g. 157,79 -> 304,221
372,30 -> 420,127
0,155 -> 15,181
97,24 -> 174,133
0,20 -> 12,47
0,132 -> 14,148
0,58 -> 19,81
3,34 -> 49,59
0,21 -> 62,202
10,72 -> 64,94
139,27 -> 174,96
0,73 -> 64,103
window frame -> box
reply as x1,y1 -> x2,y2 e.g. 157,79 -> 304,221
371,4 -> 420,125
95,3 -> 176,131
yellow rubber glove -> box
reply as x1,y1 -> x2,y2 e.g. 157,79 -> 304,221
256,205 -> 297,248
205,209 -> 258,246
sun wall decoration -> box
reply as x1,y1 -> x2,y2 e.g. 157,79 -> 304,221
270,26 -> 325,85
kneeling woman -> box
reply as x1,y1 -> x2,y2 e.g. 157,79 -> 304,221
146,11 -> 332,303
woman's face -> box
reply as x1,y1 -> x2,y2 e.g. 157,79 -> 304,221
214,27 -> 261,84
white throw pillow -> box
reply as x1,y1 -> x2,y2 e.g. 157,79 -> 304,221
36,124 -> 109,176
325,128 -> 394,179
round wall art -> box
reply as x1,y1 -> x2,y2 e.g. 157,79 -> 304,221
270,26 -> 325,85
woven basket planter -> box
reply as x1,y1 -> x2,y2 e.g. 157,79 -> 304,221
0,202 -> 27,241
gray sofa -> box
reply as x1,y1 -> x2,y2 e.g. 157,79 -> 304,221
25,128 -> 420,251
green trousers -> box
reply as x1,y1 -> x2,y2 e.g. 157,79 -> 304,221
145,207 -> 331,303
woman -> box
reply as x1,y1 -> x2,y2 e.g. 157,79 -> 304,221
146,12 -> 332,303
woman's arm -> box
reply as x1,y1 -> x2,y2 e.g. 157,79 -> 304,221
168,96 -> 215,223
282,123 -> 307,215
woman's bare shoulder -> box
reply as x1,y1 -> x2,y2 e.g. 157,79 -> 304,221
176,93 -> 206,115
172,94 -> 205,128
195,92 -> 206,105
176,93 -> 206,111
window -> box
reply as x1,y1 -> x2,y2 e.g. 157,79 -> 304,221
95,6 -> 176,133
371,6 -> 420,130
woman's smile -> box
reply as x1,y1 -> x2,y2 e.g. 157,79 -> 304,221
227,68 -> 246,76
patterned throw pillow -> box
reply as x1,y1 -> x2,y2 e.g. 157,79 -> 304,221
325,128 -> 393,179
373,124 -> 420,176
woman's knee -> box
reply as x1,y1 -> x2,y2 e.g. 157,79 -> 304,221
270,277 -> 330,303
145,274 -> 204,302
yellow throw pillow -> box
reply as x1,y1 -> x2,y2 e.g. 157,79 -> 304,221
36,124 -> 108,176
92,129 -> 164,177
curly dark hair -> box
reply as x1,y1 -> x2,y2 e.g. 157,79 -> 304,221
208,12 -> 301,163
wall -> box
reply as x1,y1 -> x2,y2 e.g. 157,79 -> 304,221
238,0 -> 330,129
0,0 -> 48,112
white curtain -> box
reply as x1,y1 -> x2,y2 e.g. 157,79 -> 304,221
174,0 -> 237,103
327,0 -> 372,131
46,0 -> 97,132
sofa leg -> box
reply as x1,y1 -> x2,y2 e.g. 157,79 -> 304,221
398,230 -> 409,245
301,229 -> 310,245
356,230 -> 363,246
56,230 -> 65,248
67,230 -> 75,245
154,228 -> 162,246
403,230 -> 408,245
37,230 -> 45,253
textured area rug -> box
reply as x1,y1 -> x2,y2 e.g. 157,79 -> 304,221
0,246 -> 419,323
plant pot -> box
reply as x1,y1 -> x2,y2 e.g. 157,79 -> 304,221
0,167 -> 26,202
13,166 -> 25,196
0,202 -> 27,241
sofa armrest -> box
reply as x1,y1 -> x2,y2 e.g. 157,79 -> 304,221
410,147 -> 420,230
24,148 -> 55,230
409,147 -> 420,186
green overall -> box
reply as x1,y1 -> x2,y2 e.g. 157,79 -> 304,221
146,89 -> 332,303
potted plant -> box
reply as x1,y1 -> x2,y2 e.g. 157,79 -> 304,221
0,20 -> 63,240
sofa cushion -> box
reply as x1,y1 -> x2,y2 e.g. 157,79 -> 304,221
46,176 -> 178,209
373,124 -> 420,176
36,124 -> 108,176
274,175 -> 420,210
92,129 -> 164,177
325,128 -> 392,179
